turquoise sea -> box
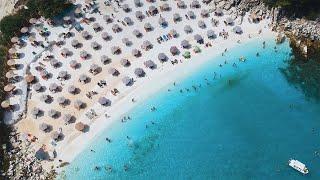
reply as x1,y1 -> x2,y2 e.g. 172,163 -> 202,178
61,39 -> 320,180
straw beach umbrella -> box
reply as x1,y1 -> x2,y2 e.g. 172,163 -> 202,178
6,71 -> 16,79
50,59 -> 59,68
80,50 -> 89,59
20,27 -> 29,34
120,59 -> 130,67
215,8 -> 223,16
158,17 -> 167,26
134,68 -> 145,77
233,26 -> 243,34
31,107 -> 41,118
58,71 -> 68,80
81,31 -> 90,39
63,16 -> 72,24
161,3 -> 170,11
48,109 -> 58,118
92,23 -> 102,32
207,30 -> 216,39
29,18 -> 37,24
68,85 -> 77,94
108,67 -> 119,76
124,17 -> 133,25
132,49 -> 141,57
75,122 -> 85,132
170,46 -> 179,55
111,46 -> 121,55
4,84 -> 15,92
112,24 -> 122,33
122,38 -> 132,46
98,97 -> 111,106
191,0 -> 201,8
51,131 -> 63,141
184,25 -> 193,33
135,11 -> 144,20
40,94 -> 50,103
102,32 -> 112,41
194,34 -> 204,44
7,59 -> 16,66
122,76 -> 133,86
177,1 -> 186,9
11,37 -> 19,44
91,41 -> 100,50
148,5 -> 158,15
144,23 -> 153,32
69,60 -> 78,69
25,74 -> 35,83
144,60 -> 156,69
122,4 -> 131,12
201,9 -> 209,18
49,83 -> 59,92
134,0 -> 142,7
63,114 -> 73,124
33,83 -> 42,92
170,29 -> 178,38
74,100 -> 84,110
71,39 -> 80,48
103,15 -> 113,23
89,64 -> 100,74
225,17 -> 234,25
1,100 -> 11,109
158,53 -> 168,63
101,55 -> 111,64
8,48 -> 17,54
173,13 -> 181,22
133,29 -> 142,38
79,74 -> 89,83
198,20 -> 206,29
39,123 -> 50,132
181,40 -> 190,49
57,96 -> 66,106
187,11 -> 196,19
142,40 -> 152,50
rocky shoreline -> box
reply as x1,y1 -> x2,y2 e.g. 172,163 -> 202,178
1,127 -> 56,179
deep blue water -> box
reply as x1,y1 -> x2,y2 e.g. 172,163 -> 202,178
61,39 -> 320,180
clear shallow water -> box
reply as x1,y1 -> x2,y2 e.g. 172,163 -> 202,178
61,39 -> 320,180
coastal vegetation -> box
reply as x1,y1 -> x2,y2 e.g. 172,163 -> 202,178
263,0 -> 320,19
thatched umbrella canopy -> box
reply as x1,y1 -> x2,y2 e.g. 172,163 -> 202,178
101,55 -> 111,64
63,114 -> 73,124
33,83 -> 42,91
51,131 -> 63,141
39,123 -> 50,132
48,109 -> 58,118
49,83 -> 59,92
187,11 -> 196,19
170,46 -> 179,55
28,35 -> 36,42
20,27 -> 29,33
173,13 -> 181,22
201,9 -> 209,17
25,74 -> 35,83
69,60 -> 78,68
74,100 -> 84,110
144,60 -> 156,69
90,64 -> 100,72
215,8 -> 223,16
29,18 -> 37,24
11,37 -> 19,43
184,25 -> 193,33
203,0 -> 212,4
207,30 -> 216,39
149,5 -> 158,15
8,48 -> 17,54
74,7 -> 82,15
112,24 -> 122,32
144,23 -> 153,31
158,53 -> 168,62
177,1 -> 186,9
71,39 -> 80,47
57,96 -> 66,105
124,17 -> 133,25
111,46 -> 121,55
132,49 -> 141,57
6,70 -> 15,79
133,29 -> 142,37
98,97 -> 111,106
170,29 -> 178,38
122,4 -> 131,12
134,68 -> 145,77
68,85 -> 76,94
142,40 -> 152,49
79,74 -> 89,83
191,0 -> 201,8
91,41 -> 100,49
101,32 -> 112,41
85,0 -> 93,4
108,67 -> 119,76
135,11 -> 144,20
4,84 -> 15,92
225,17 -> 234,25
61,48 -> 69,56
134,0 -> 142,7
81,31 -> 90,39
194,34 -> 204,43
31,107 -> 41,116
181,40 -> 190,48
122,76 -> 133,85
198,20 -> 206,29
7,59 -> 16,66
80,50 -> 88,59
92,23 -> 102,31
40,94 -> 49,103
103,15 -> 113,23
75,122 -> 85,131
122,38 -> 131,46
233,26 -> 243,34
158,17 -> 167,26
58,71 -> 67,79
1,100 -> 10,108
50,59 -> 59,67
120,58 -> 130,67
161,3 -> 170,11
